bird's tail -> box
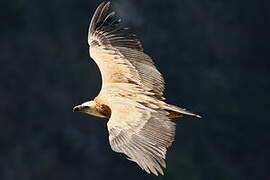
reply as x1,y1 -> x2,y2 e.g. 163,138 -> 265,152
164,104 -> 201,118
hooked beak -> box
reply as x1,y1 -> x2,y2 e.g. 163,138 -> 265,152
73,105 -> 81,112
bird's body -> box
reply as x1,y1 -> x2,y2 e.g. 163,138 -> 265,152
73,2 -> 201,176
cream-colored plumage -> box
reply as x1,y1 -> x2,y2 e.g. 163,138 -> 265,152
73,2 -> 201,176
95,83 -> 175,175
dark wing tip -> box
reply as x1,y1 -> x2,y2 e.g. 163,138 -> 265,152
88,1 -> 143,51
89,1 -> 110,35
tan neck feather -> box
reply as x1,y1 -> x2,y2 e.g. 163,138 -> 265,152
94,102 -> 111,118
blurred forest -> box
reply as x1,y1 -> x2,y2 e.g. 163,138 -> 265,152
1,0 -> 270,179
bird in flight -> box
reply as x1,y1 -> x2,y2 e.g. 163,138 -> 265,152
73,1 -> 201,176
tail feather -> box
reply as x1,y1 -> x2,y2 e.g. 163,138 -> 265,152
164,104 -> 201,118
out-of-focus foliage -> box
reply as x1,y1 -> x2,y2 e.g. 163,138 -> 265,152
0,0 -> 269,179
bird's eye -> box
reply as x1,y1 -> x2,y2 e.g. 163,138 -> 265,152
82,106 -> 90,110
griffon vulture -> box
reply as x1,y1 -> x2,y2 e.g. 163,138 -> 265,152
73,2 -> 201,176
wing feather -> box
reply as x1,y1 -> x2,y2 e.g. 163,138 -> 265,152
103,93 -> 175,176
116,47 -> 165,99
88,2 -> 165,99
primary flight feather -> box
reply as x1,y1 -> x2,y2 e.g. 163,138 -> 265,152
73,2 -> 201,176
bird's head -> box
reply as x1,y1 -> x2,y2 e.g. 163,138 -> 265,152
73,100 -> 96,114
73,100 -> 106,118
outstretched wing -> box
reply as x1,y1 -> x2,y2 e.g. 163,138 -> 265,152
88,2 -> 165,99
89,2 -> 177,175
104,93 -> 175,176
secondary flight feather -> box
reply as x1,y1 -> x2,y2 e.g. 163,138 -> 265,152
73,2 -> 201,176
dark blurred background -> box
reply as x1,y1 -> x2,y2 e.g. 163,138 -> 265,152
1,0 -> 270,179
